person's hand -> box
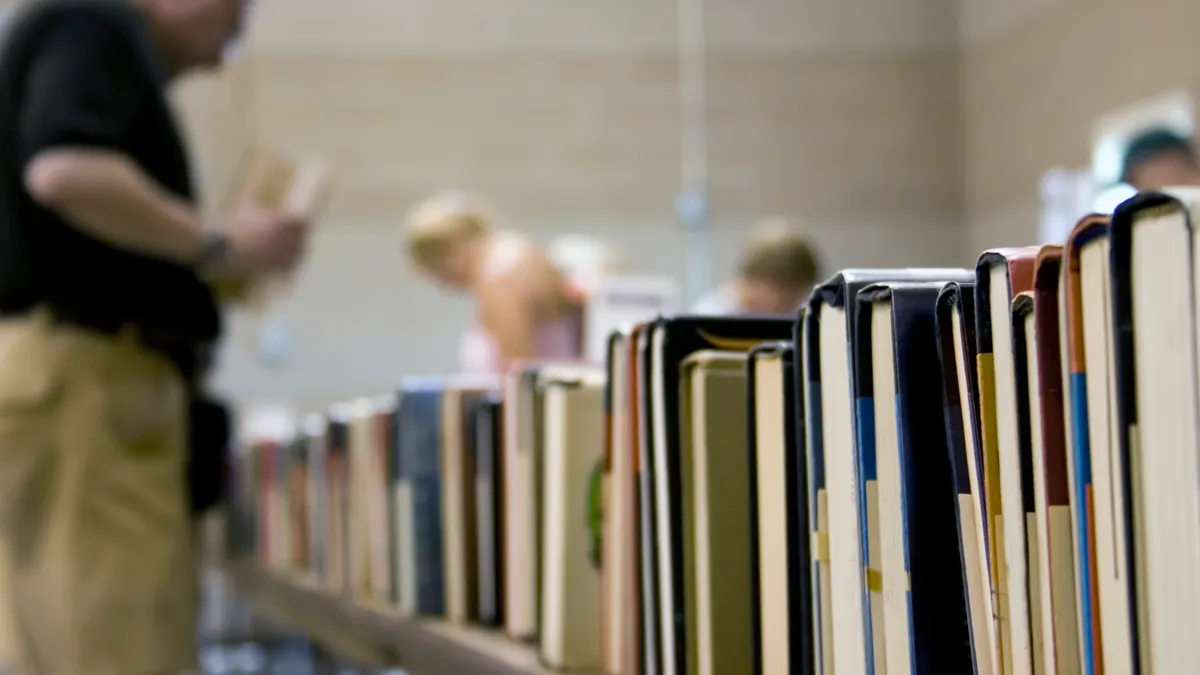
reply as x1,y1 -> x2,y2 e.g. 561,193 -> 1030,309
220,205 -> 311,278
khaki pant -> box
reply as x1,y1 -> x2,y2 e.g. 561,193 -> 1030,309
0,310 -> 197,675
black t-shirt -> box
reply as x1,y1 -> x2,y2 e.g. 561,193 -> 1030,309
0,0 -> 220,341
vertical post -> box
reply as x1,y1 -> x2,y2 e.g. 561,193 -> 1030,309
676,0 -> 709,307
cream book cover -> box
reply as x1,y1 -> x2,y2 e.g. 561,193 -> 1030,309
679,350 -> 752,675
502,366 -> 543,641
751,348 -> 794,675
347,399 -> 376,602
538,366 -> 606,671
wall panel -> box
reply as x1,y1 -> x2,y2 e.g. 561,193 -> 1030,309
247,0 -> 955,56
237,53 -> 958,225
169,0 -> 964,405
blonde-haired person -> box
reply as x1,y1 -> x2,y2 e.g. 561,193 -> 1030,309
404,190 -> 583,373
692,216 -> 821,315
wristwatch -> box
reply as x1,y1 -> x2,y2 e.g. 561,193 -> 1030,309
195,229 -> 228,274
196,228 -> 226,265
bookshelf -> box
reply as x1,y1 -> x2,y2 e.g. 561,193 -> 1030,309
219,558 -> 550,675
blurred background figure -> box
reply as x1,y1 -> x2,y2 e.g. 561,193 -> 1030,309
547,233 -> 627,297
691,217 -> 821,316
403,190 -> 583,373
1120,128 -> 1200,191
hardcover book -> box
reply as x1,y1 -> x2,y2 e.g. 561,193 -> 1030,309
1110,189 -> 1200,671
858,281 -> 973,674
747,341 -> 809,675
974,248 -> 1039,675
679,351 -> 753,675
804,267 -> 970,675
395,381 -> 446,616
215,147 -> 334,309
644,315 -> 793,675
934,281 -> 995,674
1063,214 -> 1121,674
538,366 -> 607,671
1019,247 -> 1081,675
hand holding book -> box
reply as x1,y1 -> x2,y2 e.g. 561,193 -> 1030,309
210,148 -> 333,307
219,206 -> 309,277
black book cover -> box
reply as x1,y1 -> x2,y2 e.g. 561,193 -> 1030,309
1108,190 -> 1184,674
804,268 -> 970,671
649,314 -> 794,675
860,282 -> 973,673
635,323 -> 661,675
468,392 -> 505,626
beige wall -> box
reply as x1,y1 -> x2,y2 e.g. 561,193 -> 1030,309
9,0 -> 1194,406
959,0 -> 1200,253
173,0 -> 962,406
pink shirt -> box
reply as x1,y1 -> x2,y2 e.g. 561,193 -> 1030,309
458,317 -> 582,374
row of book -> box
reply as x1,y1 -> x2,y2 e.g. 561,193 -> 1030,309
229,368 -> 611,671
228,187 -> 1200,675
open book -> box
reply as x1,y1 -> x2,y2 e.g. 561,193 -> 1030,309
214,146 -> 333,308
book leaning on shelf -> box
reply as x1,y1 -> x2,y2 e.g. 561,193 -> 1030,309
213,146 -> 333,308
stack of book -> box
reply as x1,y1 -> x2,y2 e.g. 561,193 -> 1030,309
229,188 -> 1200,675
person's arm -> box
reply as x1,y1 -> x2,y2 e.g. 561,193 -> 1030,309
478,270 -> 538,365
18,15 -> 205,264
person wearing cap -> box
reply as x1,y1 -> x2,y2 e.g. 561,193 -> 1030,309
402,190 -> 584,373
1120,128 -> 1200,191
692,216 -> 822,316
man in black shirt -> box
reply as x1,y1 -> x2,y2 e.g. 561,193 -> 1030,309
0,1 -> 310,674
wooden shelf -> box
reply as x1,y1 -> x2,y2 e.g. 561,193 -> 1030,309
219,558 -> 551,675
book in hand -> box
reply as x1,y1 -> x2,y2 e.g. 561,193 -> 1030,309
214,146 -> 334,309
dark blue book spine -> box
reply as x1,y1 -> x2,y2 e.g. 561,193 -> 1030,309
400,389 -> 446,616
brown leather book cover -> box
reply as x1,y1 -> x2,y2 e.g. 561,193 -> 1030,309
1064,216 -> 1109,380
1033,247 -> 1069,507
1031,245 -> 1083,674
287,435 -> 309,570
369,404 -> 395,603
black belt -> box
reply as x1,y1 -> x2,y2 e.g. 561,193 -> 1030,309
38,306 -> 208,383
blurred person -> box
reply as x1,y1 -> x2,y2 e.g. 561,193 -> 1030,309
547,232 -> 627,295
691,216 -> 821,315
1120,128 -> 1200,191
188,347 -> 233,520
403,190 -> 584,373
0,1 -> 310,674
